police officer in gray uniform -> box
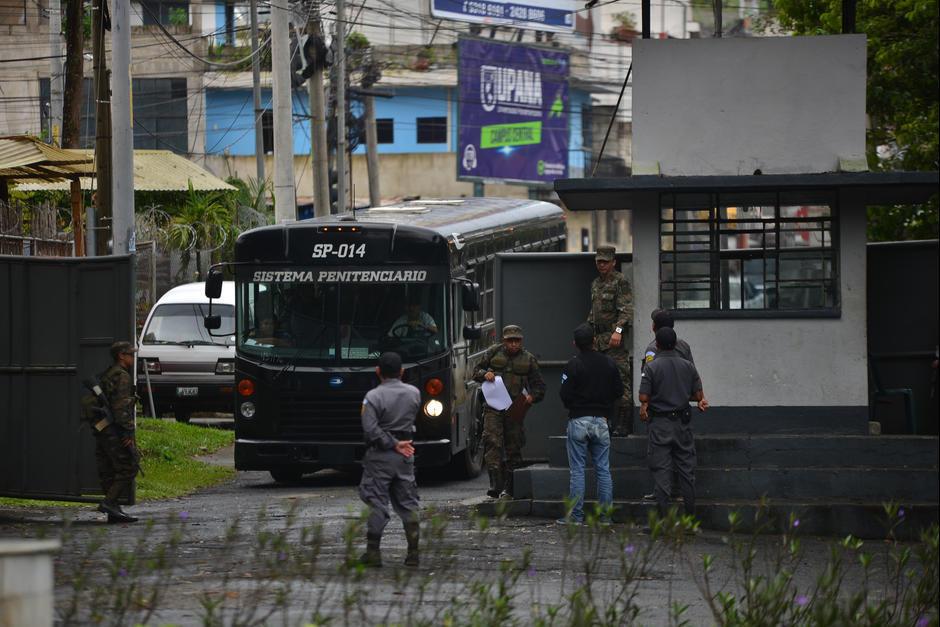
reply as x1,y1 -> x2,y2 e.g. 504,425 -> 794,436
641,309 -> 694,373
358,352 -> 422,567
638,327 -> 709,517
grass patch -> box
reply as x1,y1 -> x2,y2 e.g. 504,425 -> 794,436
0,418 -> 234,507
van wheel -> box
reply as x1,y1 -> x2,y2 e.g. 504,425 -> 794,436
270,468 -> 304,484
174,410 -> 191,423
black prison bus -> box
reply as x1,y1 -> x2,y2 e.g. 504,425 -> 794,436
204,198 -> 566,483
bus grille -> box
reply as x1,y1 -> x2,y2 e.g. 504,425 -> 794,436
278,392 -> 364,441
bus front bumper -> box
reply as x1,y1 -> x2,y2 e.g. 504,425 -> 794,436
235,438 -> 453,471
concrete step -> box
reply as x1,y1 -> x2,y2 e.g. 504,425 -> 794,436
546,435 -> 940,469
513,464 -> 940,502
476,498 -> 939,540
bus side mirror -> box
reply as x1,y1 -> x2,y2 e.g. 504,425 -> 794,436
205,269 -> 223,299
462,325 -> 482,340
461,282 -> 480,311
204,315 -> 222,331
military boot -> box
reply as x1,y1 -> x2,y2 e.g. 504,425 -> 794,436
499,471 -> 514,500
486,469 -> 503,499
359,533 -> 383,568
404,521 -> 420,567
98,501 -> 138,524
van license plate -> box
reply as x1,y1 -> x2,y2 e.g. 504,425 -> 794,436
176,387 -> 199,397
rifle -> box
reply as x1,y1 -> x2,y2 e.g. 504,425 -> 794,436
82,378 -> 114,433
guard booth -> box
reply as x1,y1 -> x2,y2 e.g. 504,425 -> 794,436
0,255 -> 136,502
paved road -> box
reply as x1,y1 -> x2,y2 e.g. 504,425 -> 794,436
0,447 -> 901,625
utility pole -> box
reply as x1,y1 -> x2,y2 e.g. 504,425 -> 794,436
48,0 -> 64,145
334,0 -> 347,214
62,0 -> 84,148
308,5 -> 330,217
363,95 -> 379,207
111,0 -> 134,255
272,0 -> 296,222
250,0 -> 265,187
92,0 -> 112,255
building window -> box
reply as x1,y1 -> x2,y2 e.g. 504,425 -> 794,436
416,116 -> 446,144
376,118 -> 394,144
40,77 -> 188,154
659,192 -> 838,314
140,0 -> 189,26
261,110 -> 273,154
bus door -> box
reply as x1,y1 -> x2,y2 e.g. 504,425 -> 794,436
494,252 -> 632,461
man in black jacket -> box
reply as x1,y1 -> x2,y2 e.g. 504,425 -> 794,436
557,323 -> 624,524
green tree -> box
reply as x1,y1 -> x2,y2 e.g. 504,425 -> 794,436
773,0 -> 939,241
165,182 -> 234,282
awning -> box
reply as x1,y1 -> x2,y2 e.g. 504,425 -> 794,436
14,149 -> 236,192
554,171 -> 940,211
0,135 -> 94,181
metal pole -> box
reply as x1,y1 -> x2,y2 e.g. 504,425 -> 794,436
308,6 -> 331,216
335,0 -> 347,214
111,0 -> 134,255
250,0 -> 265,187
363,95 -> 380,207
49,0 -> 64,145
92,0 -> 112,254
272,0 -> 296,222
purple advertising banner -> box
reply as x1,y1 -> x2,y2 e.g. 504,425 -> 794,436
458,38 -> 569,185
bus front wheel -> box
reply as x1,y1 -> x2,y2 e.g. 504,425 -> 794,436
452,407 -> 484,479
270,468 -> 304,484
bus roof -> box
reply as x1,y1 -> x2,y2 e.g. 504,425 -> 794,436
299,198 -> 563,243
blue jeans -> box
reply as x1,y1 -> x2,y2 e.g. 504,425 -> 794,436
565,416 -> 613,522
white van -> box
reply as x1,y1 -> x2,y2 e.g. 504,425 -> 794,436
137,281 -> 236,422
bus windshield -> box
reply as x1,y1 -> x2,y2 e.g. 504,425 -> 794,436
237,281 -> 447,363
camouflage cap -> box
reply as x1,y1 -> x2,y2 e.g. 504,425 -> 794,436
502,324 -> 524,340
110,341 -> 137,360
595,245 -> 616,261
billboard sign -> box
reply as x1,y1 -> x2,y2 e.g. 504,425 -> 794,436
432,0 -> 576,32
458,38 -> 569,186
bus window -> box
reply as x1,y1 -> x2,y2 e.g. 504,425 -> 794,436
237,281 -> 447,362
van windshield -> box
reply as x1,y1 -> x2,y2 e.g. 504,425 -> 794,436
142,303 -> 235,346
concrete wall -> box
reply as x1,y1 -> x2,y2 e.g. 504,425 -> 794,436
203,152 -> 530,203
632,194 -> 868,411
632,35 -> 867,175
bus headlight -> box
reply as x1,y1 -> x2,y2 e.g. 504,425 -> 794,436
424,399 -> 444,417
240,401 -> 256,418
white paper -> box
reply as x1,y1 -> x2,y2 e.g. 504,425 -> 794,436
481,376 -> 512,411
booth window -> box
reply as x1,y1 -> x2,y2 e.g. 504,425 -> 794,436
659,191 -> 839,315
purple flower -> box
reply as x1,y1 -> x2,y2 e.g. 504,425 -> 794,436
118,568 -> 128,578
795,595 -> 809,607
527,566 -> 536,577
624,544 -> 636,554
792,519 -> 800,528
915,616 -> 929,627
898,508 -> 905,519
179,511 -> 189,521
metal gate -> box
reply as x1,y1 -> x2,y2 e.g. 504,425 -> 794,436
0,255 -> 136,502
495,252 -> 632,459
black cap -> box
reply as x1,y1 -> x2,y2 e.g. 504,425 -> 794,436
378,351 -> 402,377
652,309 -> 675,330
110,341 -> 137,360
655,327 -> 677,351
573,323 -> 594,348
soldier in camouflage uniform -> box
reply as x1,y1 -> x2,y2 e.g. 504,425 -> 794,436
95,341 -> 140,523
473,325 -> 546,498
588,246 -> 634,436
